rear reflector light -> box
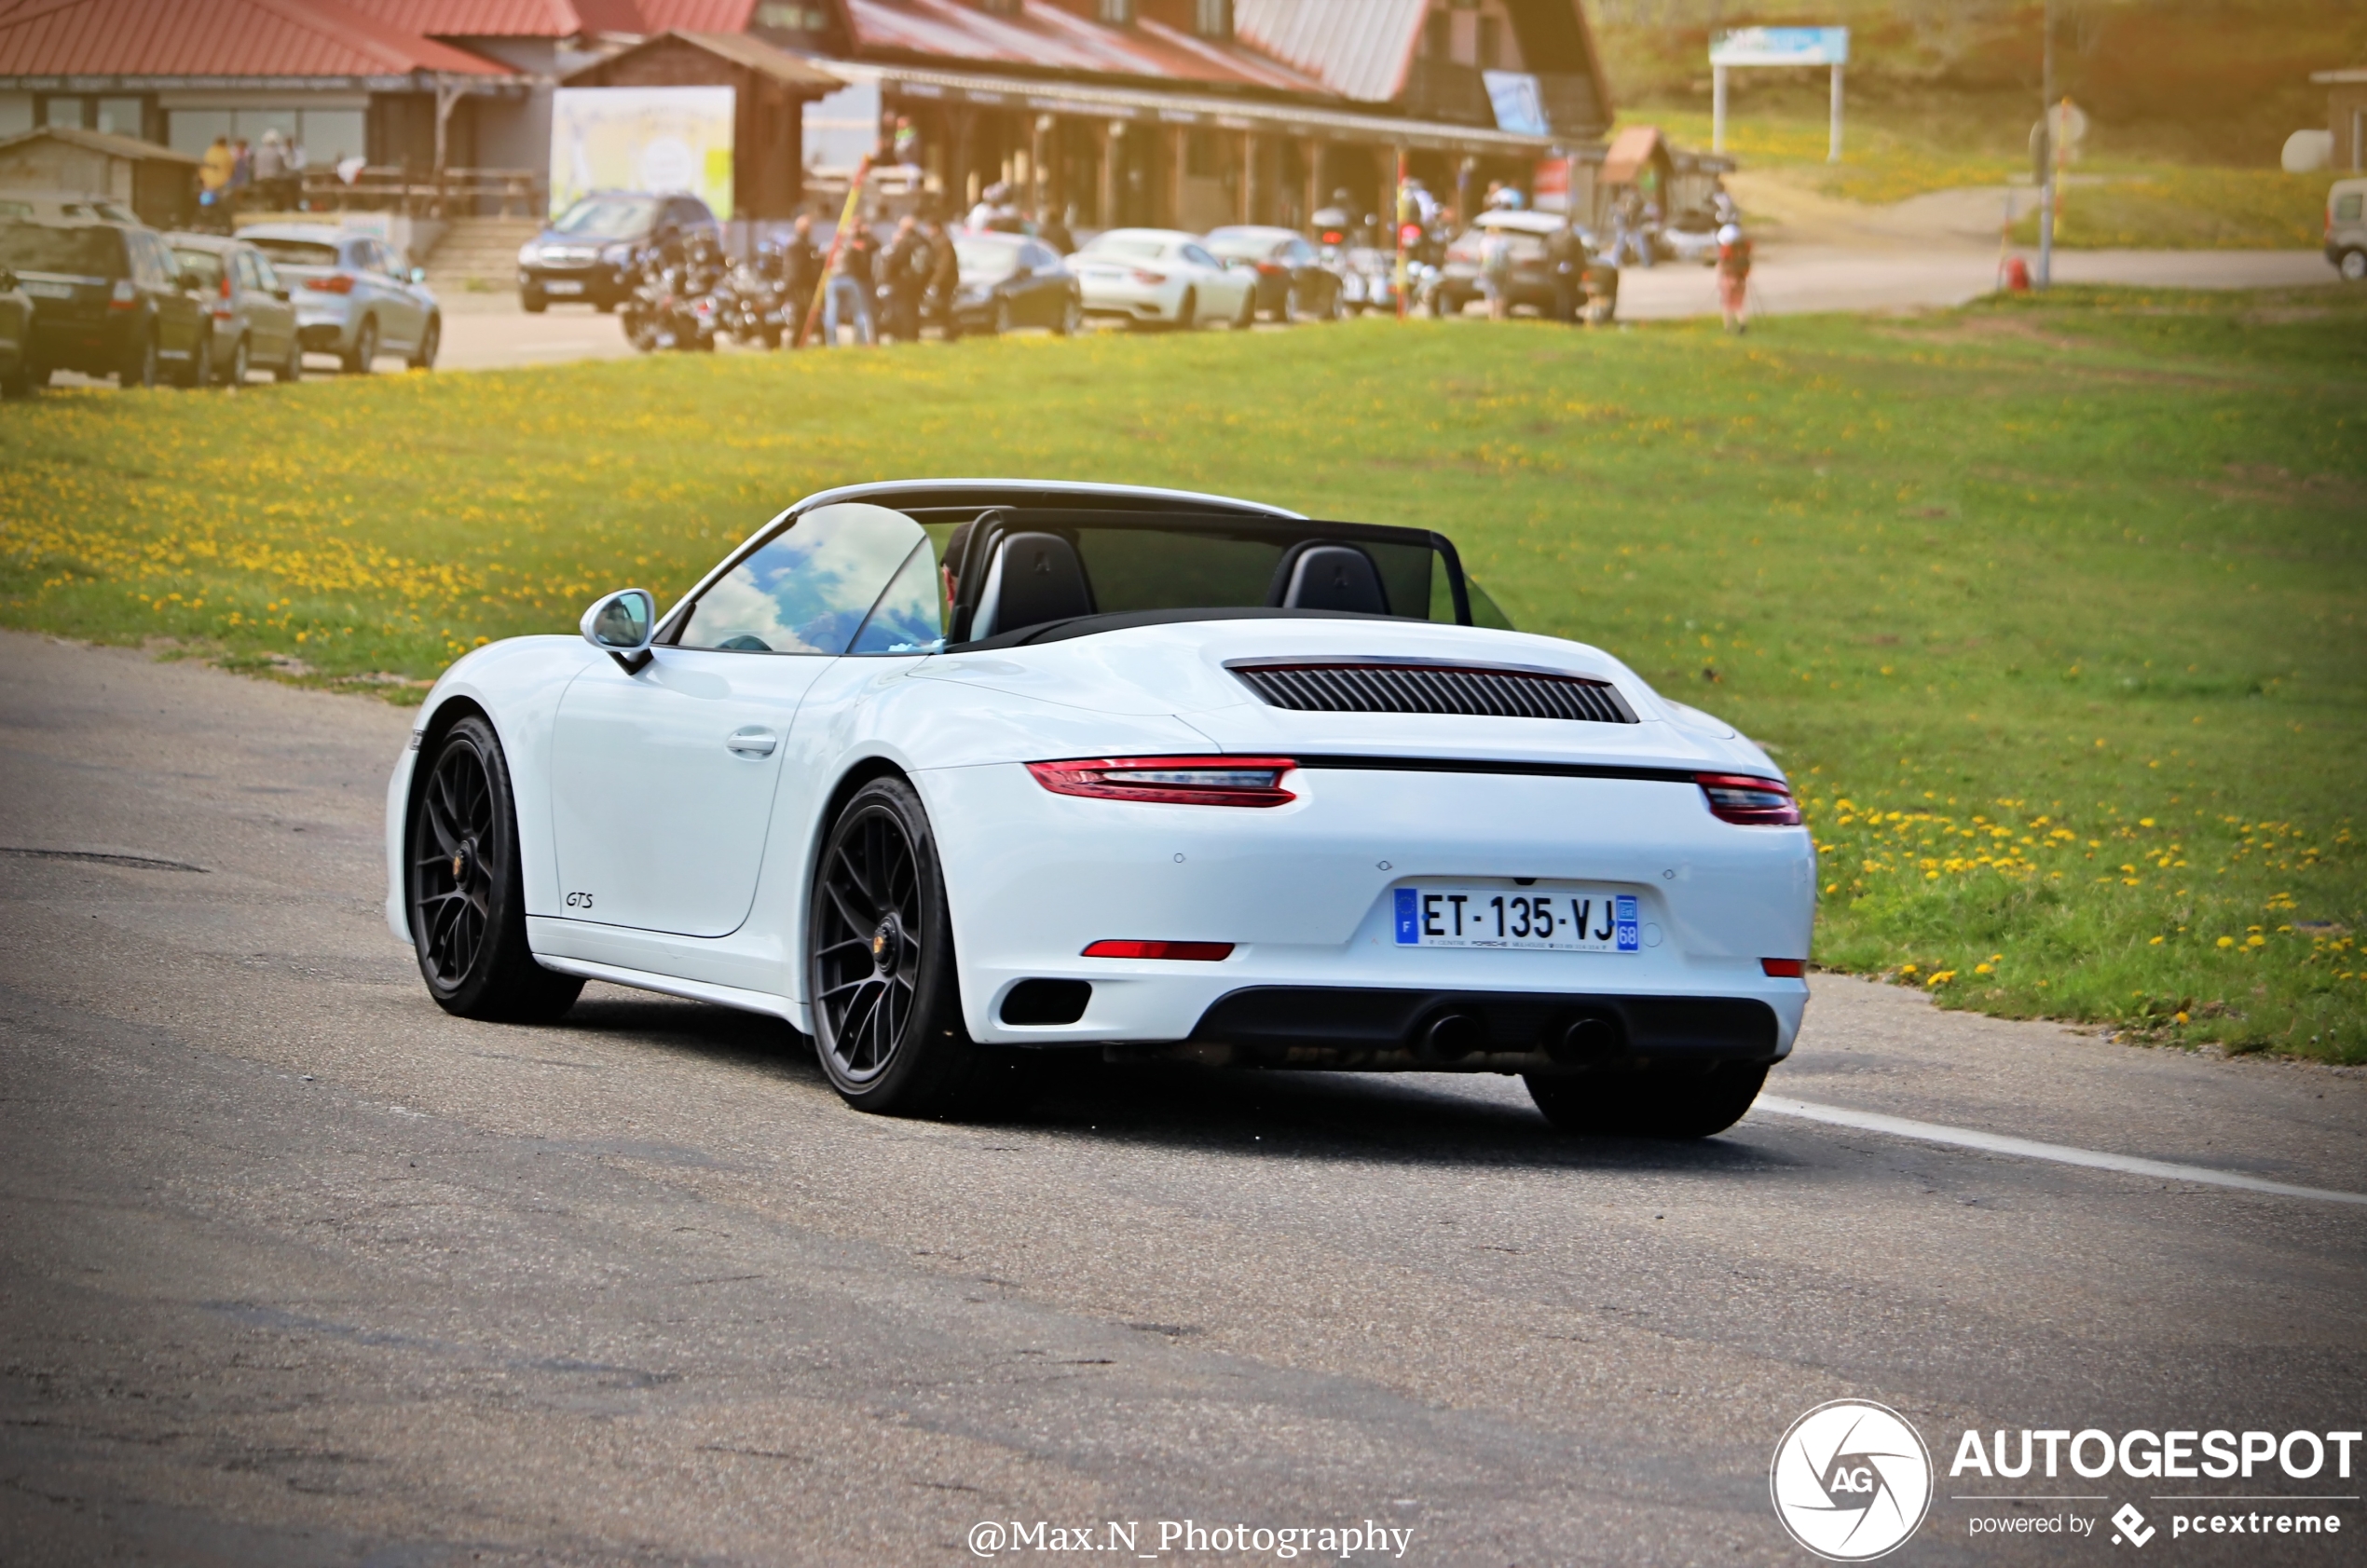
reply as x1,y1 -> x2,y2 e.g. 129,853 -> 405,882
1761,958 -> 1807,978
108,279 -> 137,309
1697,772 -> 1801,825
1256,262 -> 1286,275
1082,940 -> 1234,961
305,274 -> 356,294
1130,269 -> 1168,285
1027,756 -> 1297,808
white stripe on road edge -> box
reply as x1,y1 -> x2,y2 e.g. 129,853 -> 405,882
1752,1097 -> 2367,1207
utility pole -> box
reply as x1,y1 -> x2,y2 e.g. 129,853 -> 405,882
2036,0 -> 2055,289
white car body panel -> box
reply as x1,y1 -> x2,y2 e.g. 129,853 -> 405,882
389,482 -> 1813,1065
1071,228 -> 1255,325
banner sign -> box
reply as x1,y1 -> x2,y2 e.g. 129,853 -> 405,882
550,86 -> 736,220
1709,26 -> 1849,68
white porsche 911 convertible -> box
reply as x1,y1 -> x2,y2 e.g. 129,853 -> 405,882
386,481 -> 1813,1136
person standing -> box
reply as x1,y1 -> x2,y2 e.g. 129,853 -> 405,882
253,130 -> 287,211
882,215 -> 924,342
1715,222 -> 1752,334
228,137 -> 253,216
781,213 -> 822,344
821,221 -> 876,347
924,216 -> 961,340
198,135 -> 235,231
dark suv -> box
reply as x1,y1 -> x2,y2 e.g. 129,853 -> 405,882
0,216 -> 208,387
517,191 -> 719,312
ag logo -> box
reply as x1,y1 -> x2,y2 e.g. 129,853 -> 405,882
1770,1399 -> 1933,1561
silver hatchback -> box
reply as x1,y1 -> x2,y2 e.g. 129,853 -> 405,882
240,224 -> 441,373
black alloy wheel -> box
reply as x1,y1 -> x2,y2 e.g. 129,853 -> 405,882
410,315 -> 439,371
344,316 -> 377,375
808,777 -> 1014,1116
124,328 -> 157,388
1056,293 -> 1081,336
1525,1061 -> 1769,1139
1276,283 -> 1298,324
407,715 -> 583,1022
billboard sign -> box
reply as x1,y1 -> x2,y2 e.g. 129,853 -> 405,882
550,86 -> 735,220
1709,26 -> 1849,67
1483,71 -> 1548,138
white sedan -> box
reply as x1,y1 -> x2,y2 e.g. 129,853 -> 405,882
1068,228 -> 1257,329
385,481 -> 1813,1137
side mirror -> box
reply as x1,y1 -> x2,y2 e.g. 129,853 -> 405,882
581,588 -> 656,672
272,286 -> 291,302
409,266 -> 427,284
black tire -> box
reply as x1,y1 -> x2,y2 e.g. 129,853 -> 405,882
1055,293 -> 1081,336
1175,287 -> 1197,330
808,777 -> 1017,1117
407,715 -> 583,1023
342,317 -> 377,375
1321,281 -> 1343,321
275,337 -> 302,383
1526,1061 -> 1770,1139
122,328 -> 157,388
1233,286 -> 1256,330
175,330 -> 212,389
220,334 -> 249,388
2341,249 -> 2367,283
1274,283 -> 1297,324
522,288 -> 547,314
409,314 -> 439,371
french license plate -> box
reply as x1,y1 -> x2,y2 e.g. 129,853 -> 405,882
1394,887 -> 1639,953
22,280 -> 74,299
544,280 -> 584,295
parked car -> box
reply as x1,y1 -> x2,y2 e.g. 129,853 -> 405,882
0,215 -> 208,387
386,479 -> 1810,1138
242,224 -> 438,373
168,232 -> 301,385
0,261 -> 31,396
1203,225 -> 1344,321
518,191 -> 719,312
1659,207 -> 1721,266
1433,211 -> 1619,323
0,187 -> 139,225
951,233 -> 1082,336
1070,228 -> 1256,330
2329,178 -> 2366,281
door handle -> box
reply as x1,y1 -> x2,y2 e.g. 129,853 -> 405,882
725,727 -> 777,757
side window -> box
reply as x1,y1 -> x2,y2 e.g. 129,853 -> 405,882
2338,193 -> 2363,223
127,232 -> 158,286
1183,243 -> 1219,269
235,250 -> 260,290
251,250 -> 280,292
847,542 -> 946,655
676,503 -> 928,655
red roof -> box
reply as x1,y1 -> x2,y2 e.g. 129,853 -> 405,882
845,0 -> 1328,94
0,0 -> 513,75
633,0 -> 757,31
332,0 -> 755,38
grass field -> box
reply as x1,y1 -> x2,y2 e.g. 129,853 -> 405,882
2,287 -> 2362,1060
1626,105 -> 2343,249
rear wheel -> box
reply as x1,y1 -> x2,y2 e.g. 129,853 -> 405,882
342,316 -> 377,375
1233,286 -> 1256,330
1055,293 -> 1081,336
408,716 -> 583,1022
2342,248 -> 2367,283
177,330 -> 213,389
809,777 -> 1016,1117
1275,283 -> 1297,324
1174,287 -> 1197,330
122,328 -> 158,388
275,336 -> 302,383
1526,1062 -> 1769,1139
220,334 -> 249,388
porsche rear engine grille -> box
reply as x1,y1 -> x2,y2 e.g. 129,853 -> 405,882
1230,662 -> 1637,724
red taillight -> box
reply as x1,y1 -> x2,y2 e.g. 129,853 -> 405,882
305,274 -> 356,294
1255,261 -> 1286,276
1320,230 -> 1344,244
108,279 -> 137,310
1027,756 -> 1297,808
1697,772 -> 1801,826
1130,268 -> 1167,285
1761,958 -> 1807,978
1082,940 -> 1235,961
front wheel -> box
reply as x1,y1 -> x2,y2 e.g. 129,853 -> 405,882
1055,293 -> 1081,336
2342,248 -> 2367,283
409,315 -> 439,371
122,328 -> 158,388
1526,1061 -> 1769,1139
407,716 -> 583,1022
1174,287 -> 1197,330
521,288 -> 547,314
1233,286 -> 1256,330
810,777 -> 1011,1117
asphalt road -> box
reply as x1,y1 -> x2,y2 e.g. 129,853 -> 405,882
2,633 -> 2361,1566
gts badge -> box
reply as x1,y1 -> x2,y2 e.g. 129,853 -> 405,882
565,891 -> 595,910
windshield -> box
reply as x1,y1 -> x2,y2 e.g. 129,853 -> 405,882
0,223 -> 124,276
1082,238 -> 1167,262
172,249 -> 226,287
248,237 -> 338,268
954,239 -> 1021,280
552,197 -> 658,236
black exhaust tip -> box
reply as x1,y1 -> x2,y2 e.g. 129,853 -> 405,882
1422,1013 -> 1484,1061
1549,1015 -> 1621,1067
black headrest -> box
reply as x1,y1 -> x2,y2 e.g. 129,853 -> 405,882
975,531 -> 1094,638
1270,542 -> 1389,615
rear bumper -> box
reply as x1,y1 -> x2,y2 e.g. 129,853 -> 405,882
1160,986 -> 1782,1071
28,312 -> 132,372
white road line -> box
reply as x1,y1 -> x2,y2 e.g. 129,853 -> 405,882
1753,1097 -> 2367,1207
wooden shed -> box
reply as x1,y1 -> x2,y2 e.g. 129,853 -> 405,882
561,32 -> 842,221
2316,69 -> 2367,171
0,125 -> 199,227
